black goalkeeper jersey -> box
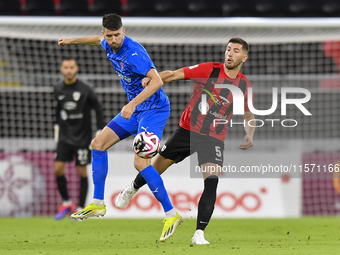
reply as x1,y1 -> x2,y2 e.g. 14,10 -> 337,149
53,79 -> 104,146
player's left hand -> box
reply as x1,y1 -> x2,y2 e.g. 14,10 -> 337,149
142,77 -> 151,88
239,135 -> 253,150
121,103 -> 135,120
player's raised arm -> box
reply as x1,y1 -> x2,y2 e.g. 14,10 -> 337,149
121,68 -> 163,120
239,111 -> 255,150
58,35 -> 103,47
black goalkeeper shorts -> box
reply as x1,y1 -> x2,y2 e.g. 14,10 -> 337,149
159,126 -> 225,166
55,141 -> 91,166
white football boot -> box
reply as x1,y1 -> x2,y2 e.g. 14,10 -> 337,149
191,230 -> 210,245
115,182 -> 139,209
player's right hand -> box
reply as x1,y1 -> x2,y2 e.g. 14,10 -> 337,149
239,135 -> 253,150
142,77 -> 151,88
58,37 -> 71,47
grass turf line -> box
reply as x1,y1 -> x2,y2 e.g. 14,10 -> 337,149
0,217 -> 339,255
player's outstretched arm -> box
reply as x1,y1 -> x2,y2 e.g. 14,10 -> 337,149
141,68 -> 185,87
239,111 -> 255,150
159,68 -> 185,83
121,68 -> 163,120
58,35 -> 103,47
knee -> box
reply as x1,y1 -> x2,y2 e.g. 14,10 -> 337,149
54,164 -> 64,177
134,159 -> 149,172
91,137 -> 106,151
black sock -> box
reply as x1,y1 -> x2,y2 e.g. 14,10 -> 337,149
133,172 -> 147,189
56,175 -> 69,201
196,175 -> 219,231
79,177 -> 88,208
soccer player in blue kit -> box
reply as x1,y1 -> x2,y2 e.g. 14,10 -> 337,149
58,13 -> 182,241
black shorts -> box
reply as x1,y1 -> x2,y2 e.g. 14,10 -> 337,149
55,141 -> 91,166
159,126 -> 225,166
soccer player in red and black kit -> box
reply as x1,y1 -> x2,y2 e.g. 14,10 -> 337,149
116,38 -> 255,244
54,57 -> 104,220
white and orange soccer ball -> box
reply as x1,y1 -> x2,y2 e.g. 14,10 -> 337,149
133,131 -> 160,159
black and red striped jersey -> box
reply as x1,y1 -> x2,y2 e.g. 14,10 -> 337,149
180,62 -> 253,142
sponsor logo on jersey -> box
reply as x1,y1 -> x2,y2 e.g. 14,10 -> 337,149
214,95 -> 230,107
73,91 -> 81,101
63,101 -> 77,111
69,113 -> 83,119
116,71 -> 132,83
132,51 -> 138,56
210,111 -> 228,120
120,61 -> 124,70
161,145 -> 167,152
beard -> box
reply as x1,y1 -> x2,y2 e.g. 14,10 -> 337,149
65,74 -> 76,81
225,59 -> 243,70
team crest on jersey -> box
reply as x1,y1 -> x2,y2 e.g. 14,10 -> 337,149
73,91 -> 81,101
120,61 -> 124,70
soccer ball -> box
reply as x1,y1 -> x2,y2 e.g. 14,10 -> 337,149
133,131 -> 160,159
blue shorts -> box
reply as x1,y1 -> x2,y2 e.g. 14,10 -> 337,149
107,108 -> 170,141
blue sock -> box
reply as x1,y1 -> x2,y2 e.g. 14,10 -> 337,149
140,165 -> 173,212
92,149 -> 108,200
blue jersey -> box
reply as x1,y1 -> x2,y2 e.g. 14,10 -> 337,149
101,36 -> 170,112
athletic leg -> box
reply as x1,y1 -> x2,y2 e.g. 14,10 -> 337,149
76,165 -> 88,209
54,161 -> 68,201
71,112 -> 137,220
192,137 -> 224,244
71,126 -> 120,220
134,155 -> 174,215
197,164 -> 220,231
116,126 -> 190,209
54,142 -> 76,220
133,154 -> 174,189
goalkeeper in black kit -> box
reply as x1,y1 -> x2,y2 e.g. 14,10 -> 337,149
53,57 -> 104,220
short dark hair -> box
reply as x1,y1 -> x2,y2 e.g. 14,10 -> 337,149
62,57 -> 76,62
102,13 -> 122,31
228,37 -> 249,53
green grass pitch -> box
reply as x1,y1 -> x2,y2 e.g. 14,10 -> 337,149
0,217 -> 339,254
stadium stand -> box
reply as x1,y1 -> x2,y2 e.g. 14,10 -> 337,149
92,0 -> 122,16
0,0 -> 21,15
288,0 -> 324,17
323,0 -> 340,17
255,0 -> 291,17
59,0 -> 89,16
154,0 -> 189,17
127,0 -> 157,17
187,0 -> 223,17
222,0 -> 259,17
0,0 -> 339,17
26,0 -> 55,16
